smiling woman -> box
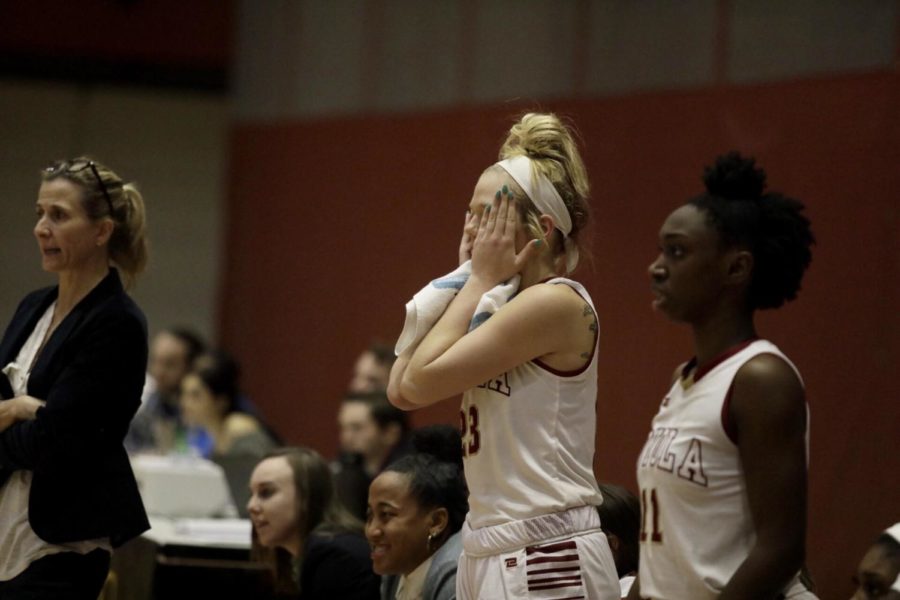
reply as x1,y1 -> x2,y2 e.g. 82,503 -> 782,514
0,157 -> 150,598
366,425 -> 467,600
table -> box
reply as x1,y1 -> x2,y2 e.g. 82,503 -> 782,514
110,517 -> 274,600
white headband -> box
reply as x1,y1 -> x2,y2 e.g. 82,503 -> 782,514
886,523 -> 900,543
884,523 -> 900,591
496,155 -> 579,274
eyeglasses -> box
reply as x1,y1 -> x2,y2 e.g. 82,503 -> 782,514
44,160 -> 114,216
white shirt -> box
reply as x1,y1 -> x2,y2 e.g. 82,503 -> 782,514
0,302 -> 110,582
394,554 -> 434,600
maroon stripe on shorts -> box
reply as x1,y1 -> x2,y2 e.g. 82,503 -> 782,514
528,575 -> 583,585
529,581 -> 586,591
526,553 -> 580,565
527,565 -> 581,575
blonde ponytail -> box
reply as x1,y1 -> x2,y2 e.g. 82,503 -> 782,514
109,183 -> 148,288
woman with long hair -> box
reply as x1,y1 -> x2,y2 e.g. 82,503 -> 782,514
248,447 -> 380,598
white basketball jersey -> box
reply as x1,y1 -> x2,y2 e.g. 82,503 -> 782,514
636,339 -> 807,599
461,278 -> 603,529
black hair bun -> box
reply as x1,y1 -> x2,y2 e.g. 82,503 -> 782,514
410,424 -> 463,467
703,151 -> 766,200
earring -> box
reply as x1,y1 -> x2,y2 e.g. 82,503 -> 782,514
426,531 -> 435,552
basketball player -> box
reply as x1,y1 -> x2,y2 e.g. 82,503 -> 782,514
388,113 -> 619,599
630,152 -> 816,599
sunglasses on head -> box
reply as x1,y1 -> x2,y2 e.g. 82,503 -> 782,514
44,160 -> 113,216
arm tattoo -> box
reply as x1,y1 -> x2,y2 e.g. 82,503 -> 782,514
582,303 -> 598,333
581,302 -> 597,359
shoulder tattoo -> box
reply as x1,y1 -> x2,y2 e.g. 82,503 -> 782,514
582,302 -> 598,333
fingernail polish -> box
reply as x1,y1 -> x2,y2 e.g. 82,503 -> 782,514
502,185 -> 509,195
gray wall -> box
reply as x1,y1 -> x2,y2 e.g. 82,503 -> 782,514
0,81 -> 228,341
234,0 -> 896,121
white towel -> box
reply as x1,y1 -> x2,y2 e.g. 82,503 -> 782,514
395,260 -> 520,356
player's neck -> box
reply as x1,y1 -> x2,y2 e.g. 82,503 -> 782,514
690,310 -> 756,367
520,253 -> 562,289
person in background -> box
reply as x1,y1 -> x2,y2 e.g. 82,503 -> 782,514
125,327 -> 205,454
0,157 -> 150,597
851,523 -> 900,600
367,425 -> 468,600
596,483 -> 640,598
334,391 -> 412,520
347,342 -> 396,394
349,342 -> 396,394
248,447 -> 380,599
179,350 -> 276,459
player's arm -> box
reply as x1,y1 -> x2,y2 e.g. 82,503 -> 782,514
392,190 -> 553,409
387,353 -> 418,410
396,283 -> 578,407
718,353 -> 807,599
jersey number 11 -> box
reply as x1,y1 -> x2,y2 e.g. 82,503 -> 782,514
640,488 -> 663,543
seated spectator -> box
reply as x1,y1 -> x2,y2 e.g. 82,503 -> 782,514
349,342 -> 395,393
180,350 -> 276,458
367,425 -> 467,600
126,327 -> 205,453
596,483 -> 640,598
334,391 -> 412,520
852,523 -> 900,600
248,448 -> 380,599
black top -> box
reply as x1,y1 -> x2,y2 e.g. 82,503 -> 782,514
0,268 -> 150,547
298,531 -> 380,600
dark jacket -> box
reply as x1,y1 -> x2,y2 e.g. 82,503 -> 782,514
0,268 -> 150,547
299,531 -> 381,599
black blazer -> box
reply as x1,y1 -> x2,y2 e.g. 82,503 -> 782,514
0,268 -> 150,547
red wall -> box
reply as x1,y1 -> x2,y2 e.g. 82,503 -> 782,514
222,71 -> 899,597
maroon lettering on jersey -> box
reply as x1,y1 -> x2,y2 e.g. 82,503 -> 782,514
639,428 -> 678,471
640,488 -> 664,543
640,429 -> 707,486
476,372 -> 511,396
656,429 -> 677,472
460,405 -> 481,457
676,438 -> 709,487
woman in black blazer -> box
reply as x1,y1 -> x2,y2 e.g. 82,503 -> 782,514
0,157 -> 150,598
